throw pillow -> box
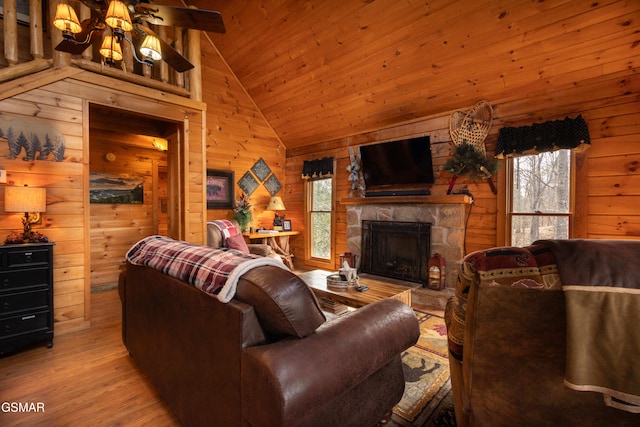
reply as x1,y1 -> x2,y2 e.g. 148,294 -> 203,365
226,234 -> 250,253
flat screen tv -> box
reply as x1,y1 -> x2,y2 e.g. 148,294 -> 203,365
359,136 -> 434,188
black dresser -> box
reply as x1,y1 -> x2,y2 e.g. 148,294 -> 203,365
0,243 -> 55,356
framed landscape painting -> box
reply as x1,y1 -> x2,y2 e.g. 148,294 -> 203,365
90,172 -> 144,204
207,169 -> 234,209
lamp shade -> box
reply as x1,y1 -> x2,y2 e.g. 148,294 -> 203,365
139,35 -> 163,61
5,186 -> 47,213
105,0 -> 133,32
266,196 -> 286,211
99,35 -> 123,61
53,3 -> 82,34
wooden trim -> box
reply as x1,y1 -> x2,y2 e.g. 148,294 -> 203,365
187,27 -> 202,101
200,111 -> 207,242
340,194 -> 472,205
181,116 -> 190,240
496,159 -> 507,246
0,63 -> 78,99
82,99 -> 91,322
70,60 -> 194,100
573,150 -> 589,238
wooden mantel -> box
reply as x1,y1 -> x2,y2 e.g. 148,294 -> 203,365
340,194 -> 472,205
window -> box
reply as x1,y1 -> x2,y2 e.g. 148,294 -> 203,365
306,177 -> 333,261
507,149 -> 573,246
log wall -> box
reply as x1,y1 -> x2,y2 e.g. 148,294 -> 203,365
285,71 -> 640,271
0,68 -> 207,333
199,32 -> 287,230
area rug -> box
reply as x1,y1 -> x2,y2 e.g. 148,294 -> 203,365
389,310 -> 457,427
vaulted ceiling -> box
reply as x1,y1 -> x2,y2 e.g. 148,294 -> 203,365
169,0 -> 638,150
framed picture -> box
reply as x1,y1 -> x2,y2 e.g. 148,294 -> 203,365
206,169 -> 234,209
282,220 -> 292,231
90,172 -> 144,204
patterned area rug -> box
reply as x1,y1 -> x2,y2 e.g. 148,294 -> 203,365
389,310 -> 457,427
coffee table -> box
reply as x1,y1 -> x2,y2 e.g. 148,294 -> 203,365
297,269 -> 412,309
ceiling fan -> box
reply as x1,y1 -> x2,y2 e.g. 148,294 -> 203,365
53,0 -> 226,72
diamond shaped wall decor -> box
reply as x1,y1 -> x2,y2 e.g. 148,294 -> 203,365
264,174 -> 282,196
238,171 -> 259,197
251,158 -> 272,182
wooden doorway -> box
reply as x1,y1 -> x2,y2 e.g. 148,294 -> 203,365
88,105 -> 182,292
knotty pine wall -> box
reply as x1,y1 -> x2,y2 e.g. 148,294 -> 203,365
285,71 -> 640,271
0,68 -> 207,333
200,34 -> 287,229
89,132 -> 167,291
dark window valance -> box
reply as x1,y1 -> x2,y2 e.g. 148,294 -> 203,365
495,115 -> 590,159
302,157 -> 334,179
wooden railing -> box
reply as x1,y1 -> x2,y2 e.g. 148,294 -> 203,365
0,0 -> 201,99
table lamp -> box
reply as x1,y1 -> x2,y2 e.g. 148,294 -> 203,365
266,196 -> 286,230
4,185 -> 47,241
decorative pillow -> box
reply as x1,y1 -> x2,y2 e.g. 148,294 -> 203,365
235,266 -> 326,339
225,234 -> 250,253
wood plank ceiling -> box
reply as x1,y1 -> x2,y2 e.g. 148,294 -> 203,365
171,0 -> 638,150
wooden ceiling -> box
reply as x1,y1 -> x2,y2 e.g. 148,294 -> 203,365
169,0 -> 638,150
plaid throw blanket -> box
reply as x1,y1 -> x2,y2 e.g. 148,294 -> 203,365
209,220 -> 239,241
126,235 -> 287,302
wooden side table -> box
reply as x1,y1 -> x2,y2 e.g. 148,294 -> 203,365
245,231 -> 300,269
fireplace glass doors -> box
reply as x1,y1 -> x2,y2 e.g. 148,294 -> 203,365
360,220 -> 431,285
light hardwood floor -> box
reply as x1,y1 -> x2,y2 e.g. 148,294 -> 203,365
0,290 -> 180,427
1,287 -> 441,427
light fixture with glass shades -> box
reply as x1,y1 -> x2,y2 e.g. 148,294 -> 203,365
52,1 -> 227,72
4,185 -> 49,243
53,0 -> 162,68
266,196 -> 286,230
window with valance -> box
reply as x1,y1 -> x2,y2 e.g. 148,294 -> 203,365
302,157 -> 334,179
495,115 -> 590,159
498,115 -> 590,246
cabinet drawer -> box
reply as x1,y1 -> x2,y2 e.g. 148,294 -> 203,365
5,248 -> 50,269
0,268 -> 50,291
1,310 -> 49,338
1,289 -> 49,315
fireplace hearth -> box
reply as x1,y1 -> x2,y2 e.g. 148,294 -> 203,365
360,220 -> 431,286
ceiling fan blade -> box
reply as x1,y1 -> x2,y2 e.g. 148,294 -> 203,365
54,19 -> 105,55
134,4 -> 226,33
132,25 -> 194,72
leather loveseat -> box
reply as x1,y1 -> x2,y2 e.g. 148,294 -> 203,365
445,239 -> 640,427
119,250 -> 419,426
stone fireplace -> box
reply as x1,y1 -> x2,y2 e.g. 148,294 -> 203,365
360,220 -> 431,285
343,195 -> 470,306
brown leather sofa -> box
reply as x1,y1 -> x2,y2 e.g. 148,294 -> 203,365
445,240 -> 640,427
119,260 -> 419,427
